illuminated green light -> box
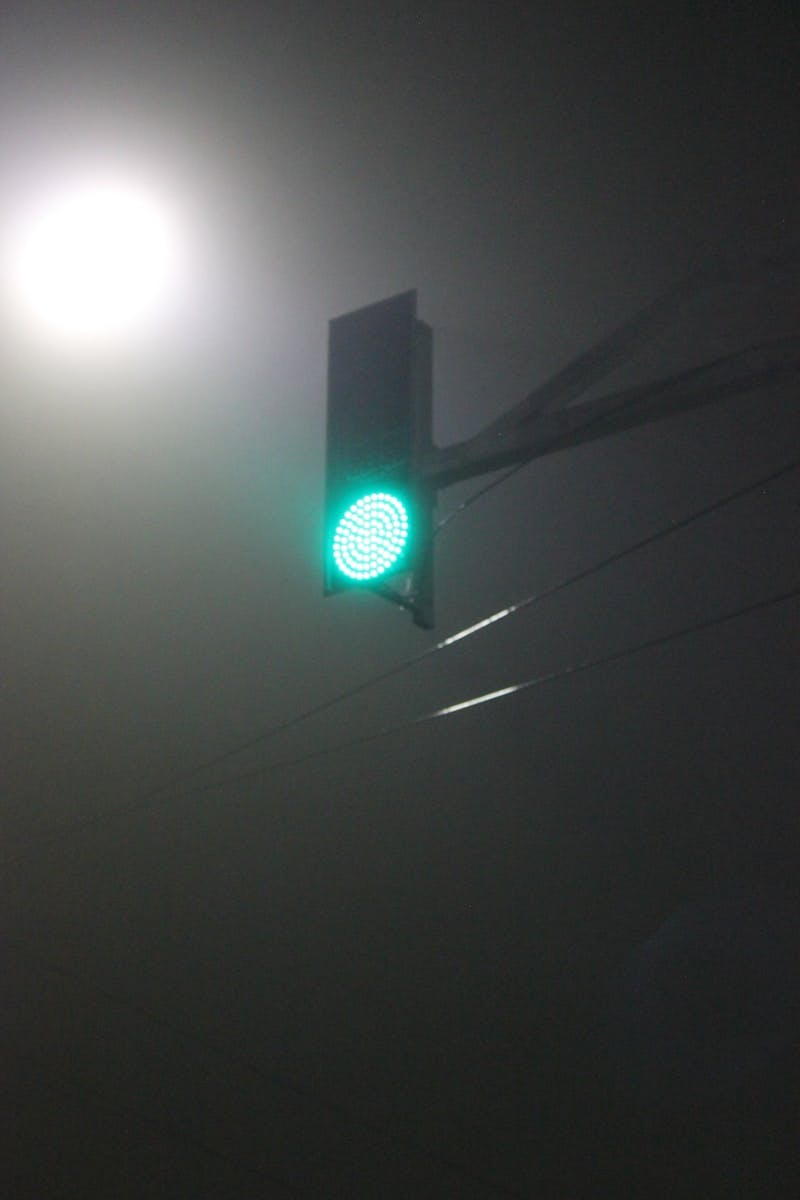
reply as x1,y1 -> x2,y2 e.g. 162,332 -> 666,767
332,492 -> 410,581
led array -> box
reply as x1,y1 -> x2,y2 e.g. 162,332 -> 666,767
332,492 -> 409,581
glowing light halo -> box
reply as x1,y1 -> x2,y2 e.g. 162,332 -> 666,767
332,491 -> 410,581
1,167 -> 182,350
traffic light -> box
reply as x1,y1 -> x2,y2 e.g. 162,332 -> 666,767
324,290 -> 434,625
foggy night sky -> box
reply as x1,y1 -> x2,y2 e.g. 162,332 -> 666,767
1,3 -> 799,1197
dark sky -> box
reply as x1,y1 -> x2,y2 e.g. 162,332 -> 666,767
2,3 -> 799,1197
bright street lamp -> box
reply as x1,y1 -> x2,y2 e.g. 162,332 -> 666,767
2,167 -> 183,352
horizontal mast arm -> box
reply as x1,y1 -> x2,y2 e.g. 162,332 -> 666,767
421,338 -> 800,491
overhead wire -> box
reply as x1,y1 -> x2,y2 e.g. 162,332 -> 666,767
180,583 -> 800,790
433,461 -> 528,534
4,453 -> 800,867
18,584 -> 788,820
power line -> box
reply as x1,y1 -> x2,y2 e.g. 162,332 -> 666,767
139,447 -> 800,792
426,585 -> 800,718
5,455 -> 799,866
434,461 -> 527,533
193,583 -> 800,790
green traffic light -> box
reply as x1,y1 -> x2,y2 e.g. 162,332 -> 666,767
332,491 -> 410,581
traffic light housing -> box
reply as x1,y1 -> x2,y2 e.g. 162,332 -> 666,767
324,290 -> 433,625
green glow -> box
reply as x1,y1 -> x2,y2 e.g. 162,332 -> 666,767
332,492 -> 409,581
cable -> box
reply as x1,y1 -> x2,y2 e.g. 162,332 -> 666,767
155,439 -> 800,793
190,583 -> 800,789
5,455 -> 799,866
195,449 -> 800,760
434,461 -> 528,534
5,942 -> 530,1200
426,585 -> 800,718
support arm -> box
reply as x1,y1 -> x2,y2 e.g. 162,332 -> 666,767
422,337 -> 800,491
